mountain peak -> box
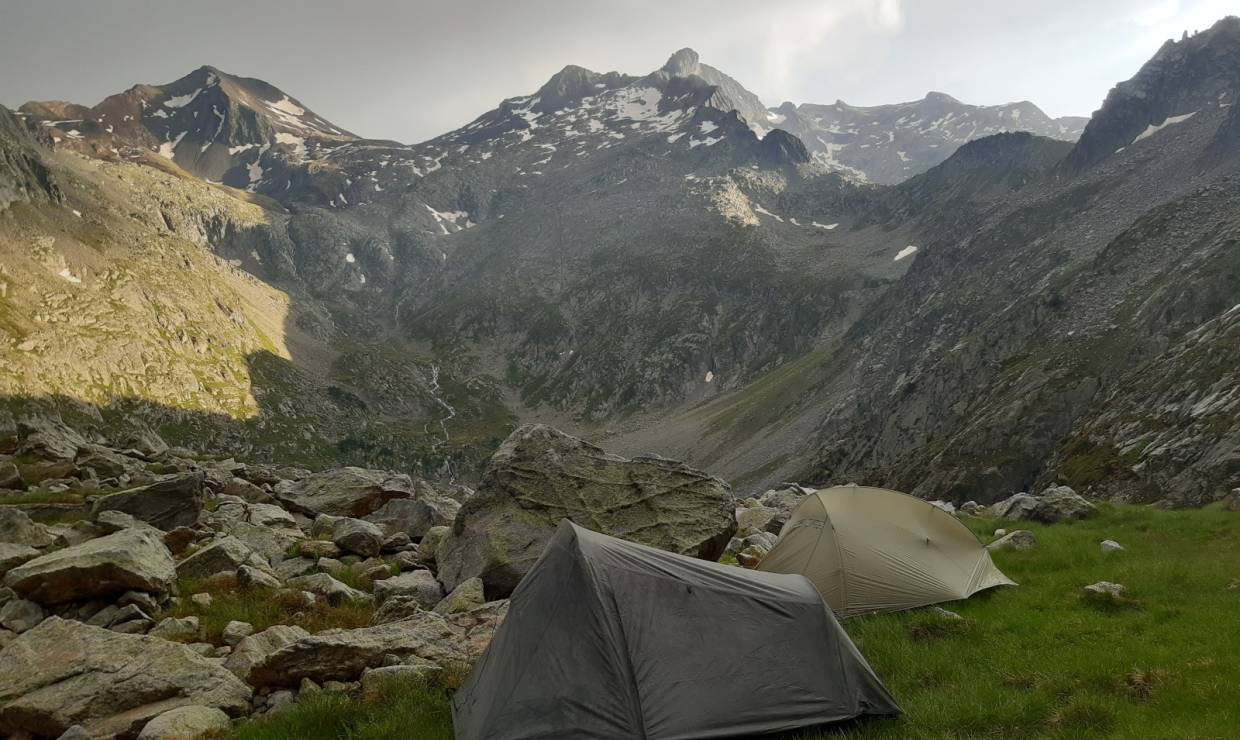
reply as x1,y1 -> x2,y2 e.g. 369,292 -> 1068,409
662,48 -> 702,77
923,91 -> 961,105
1065,15 -> 1240,171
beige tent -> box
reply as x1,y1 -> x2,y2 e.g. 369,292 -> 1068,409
757,486 -> 1014,617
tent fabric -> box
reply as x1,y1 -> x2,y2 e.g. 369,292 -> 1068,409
452,520 -> 900,739
758,485 -> 1015,618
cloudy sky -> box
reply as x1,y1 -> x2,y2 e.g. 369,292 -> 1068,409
0,0 -> 1233,142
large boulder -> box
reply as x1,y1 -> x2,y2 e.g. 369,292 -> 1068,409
993,486 -> 1097,524
0,508 -> 56,549
0,617 -> 250,738
757,484 -> 812,532
15,417 -> 87,462
90,472 -> 206,531
373,570 -> 443,610
331,518 -> 384,558
437,425 -> 736,597
0,543 -> 40,577
223,624 -> 309,680
0,461 -> 24,491
175,535 -> 268,580
243,613 -> 468,687
4,529 -> 176,604
433,577 -> 485,615
273,467 -> 416,518
364,487 -> 460,539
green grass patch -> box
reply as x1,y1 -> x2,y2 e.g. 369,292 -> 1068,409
171,579 -> 373,644
223,506 -> 1239,739
230,676 -> 455,740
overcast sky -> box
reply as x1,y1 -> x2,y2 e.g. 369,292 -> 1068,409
0,0 -> 1233,143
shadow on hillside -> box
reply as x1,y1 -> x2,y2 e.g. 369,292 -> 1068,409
0,348 -> 511,482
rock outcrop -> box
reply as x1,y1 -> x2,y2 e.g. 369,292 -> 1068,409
437,425 -> 736,597
243,613 -> 468,687
4,529 -> 176,604
0,617 -> 250,738
274,468 -> 416,518
90,472 -> 206,531
992,486 -> 1097,524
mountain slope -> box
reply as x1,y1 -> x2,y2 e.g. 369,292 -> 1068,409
607,18 -> 1240,506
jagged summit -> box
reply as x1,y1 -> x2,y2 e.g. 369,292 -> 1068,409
21,64 -> 356,192
532,64 -> 634,112
1065,15 -> 1240,170
661,47 -> 702,76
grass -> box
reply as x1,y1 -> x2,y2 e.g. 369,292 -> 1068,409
230,676 -> 456,740
222,505 -> 1239,739
171,577 -> 373,644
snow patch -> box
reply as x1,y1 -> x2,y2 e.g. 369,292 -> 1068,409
269,96 -> 305,116
424,203 -> 474,234
705,371 -> 714,383
1133,111 -> 1197,143
158,131 -> 188,159
164,89 -> 202,109
894,245 -> 919,261
698,120 -> 718,134
812,221 -> 838,230
753,205 -> 784,223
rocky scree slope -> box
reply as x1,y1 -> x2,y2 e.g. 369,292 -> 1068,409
0,419 -> 742,738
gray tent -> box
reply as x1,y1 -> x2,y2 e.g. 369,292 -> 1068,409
452,520 -> 900,739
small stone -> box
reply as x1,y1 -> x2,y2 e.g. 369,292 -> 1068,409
190,592 -> 214,609
137,705 -> 232,739
359,560 -> 394,581
118,590 -> 162,614
264,689 -> 296,714
987,530 -> 1036,551
361,662 -> 440,695
238,564 -> 282,590
1083,581 -> 1126,597
299,677 -> 322,697
285,572 -> 369,605
298,539 -> 341,559
381,532 -> 411,552
993,528 -> 1007,537
1100,539 -> 1124,553
222,620 -> 255,646
57,724 -> 93,739
323,680 -> 359,693
149,616 -> 200,642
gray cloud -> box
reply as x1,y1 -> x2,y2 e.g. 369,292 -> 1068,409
0,0 -> 1231,143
